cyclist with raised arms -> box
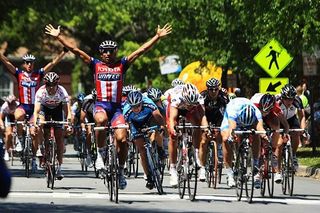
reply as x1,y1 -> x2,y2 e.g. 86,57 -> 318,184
200,78 -> 229,181
251,93 -> 290,183
276,84 -> 306,170
33,72 -> 72,179
167,83 -> 209,187
220,97 -> 267,188
123,90 -> 166,190
0,95 -> 19,160
0,50 -> 67,149
45,23 -> 172,189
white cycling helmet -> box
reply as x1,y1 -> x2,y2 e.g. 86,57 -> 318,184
22,54 -> 36,62
99,40 -> 118,53
182,83 -> 200,105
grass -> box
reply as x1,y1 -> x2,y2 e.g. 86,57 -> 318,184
296,147 -> 320,168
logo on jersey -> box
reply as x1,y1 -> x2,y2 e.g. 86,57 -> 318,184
21,81 -> 37,87
98,66 -> 121,73
97,73 -> 121,81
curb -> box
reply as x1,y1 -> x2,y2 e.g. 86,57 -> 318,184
296,165 -> 320,180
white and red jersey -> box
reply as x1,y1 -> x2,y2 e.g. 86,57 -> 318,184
169,85 -> 204,110
0,101 -> 19,115
90,57 -> 129,103
35,85 -> 69,109
15,68 -> 44,104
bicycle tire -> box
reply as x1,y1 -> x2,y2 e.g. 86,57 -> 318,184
287,145 -> 295,196
245,146 -> 254,203
177,144 -> 186,199
205,142 -> 214,188
24,138 -> 31,178
234,148 -> 244,201
134,150 -> 139,178
266,149 -> 274,197
112,146 -> 119,203
187,146 -> 198,201
213,141 -> 220,189
151,146 -> 164,195
51,140 -> 56,190
281,149 -> 287,195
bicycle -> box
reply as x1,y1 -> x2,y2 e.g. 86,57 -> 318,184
175,119 -> 207,201
232,129 -> 265,203
259,128 -> 278,198
39,119 -> 70,190
206,125 -> 223,189
140,125 -> 164,195
94,124 -> 128,203
281,128 -> 304,196
74,125 -> 88,172
125,139 -> 138,178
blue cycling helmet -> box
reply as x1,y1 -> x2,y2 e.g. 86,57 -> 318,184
238,105 -> 256,126
77,93 -> 85,103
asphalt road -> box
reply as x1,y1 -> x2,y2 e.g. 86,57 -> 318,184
1,145 -> 320,213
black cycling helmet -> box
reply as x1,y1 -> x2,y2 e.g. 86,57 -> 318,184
44,72 -> 60,85
206,78 -> 221,89
171,78 -> 185,87
281,84 -> 297,99
238,105 -> 256,126
127,90 -> 143,106
22,54 -> 36,62
147,88 -> 162,102
259,93 -> 275,113
99,40 -> 118,53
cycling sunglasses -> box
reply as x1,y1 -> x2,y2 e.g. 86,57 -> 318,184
208,87 -> 219,92
99,48 -> 116,54
46,83 -> 58,87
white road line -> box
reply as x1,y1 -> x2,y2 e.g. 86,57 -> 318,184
7,192 -> 320,205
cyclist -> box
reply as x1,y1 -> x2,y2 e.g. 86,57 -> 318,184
0,95 -> 19,160
200,78 -> 229,181
71,93 -> 86,153
123,90 -> 166,190
277,84 -> 306,171
163,78 -> 185,102
167,83 -> 209,187
220,97 -> 267,188
250,93 -> 290,183
33,72 -> 72,179
0,50 -> 67,148
122,85 -> 138,109
45,22 -> 172,189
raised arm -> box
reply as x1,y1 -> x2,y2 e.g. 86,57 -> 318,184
45,24 -> 91,64
43,50 -> 67,73
0,53 -> 16,75
127,23 -> 172,64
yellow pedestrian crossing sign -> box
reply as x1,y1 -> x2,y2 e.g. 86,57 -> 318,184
259,78 -> 289,94
254,39 -> 293,78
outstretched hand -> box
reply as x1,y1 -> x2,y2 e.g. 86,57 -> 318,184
156,23 -> 172,38
45,24 -> 61,37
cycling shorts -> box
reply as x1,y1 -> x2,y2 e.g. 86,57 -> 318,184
94,101 -> 125,126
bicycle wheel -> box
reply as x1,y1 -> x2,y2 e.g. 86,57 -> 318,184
50,140 -> 56,190
234,149 -> 244,201
187,146 -> 198,201
245,147 -> 254,203
281,148 -> 287,195
126,143 -> 134,177
286,145 -> 295,196
205,143 -> 214,188
177,144 -> 186,199
134,149 -> 139,178
90,133 -> 99,178
112,147 -> 119,203
24,138 -> 31,178
266,149 -> 274,197
148,148 -> 163,195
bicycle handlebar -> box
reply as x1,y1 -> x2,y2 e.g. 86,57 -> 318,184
175,125 -> 209,130
141,125 -> 160,133
94,125 -> 129,131
39,120 -> 71,125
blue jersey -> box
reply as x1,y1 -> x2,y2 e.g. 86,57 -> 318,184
123,96 -> 158,137
221,97 -> 262,131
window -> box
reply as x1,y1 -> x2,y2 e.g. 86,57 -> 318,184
0,65 -> 14,98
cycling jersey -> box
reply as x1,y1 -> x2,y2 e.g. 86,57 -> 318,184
15,68 -> 44,104
276,95 -> 304,120
123,96 -> 158,138
90,57 -> 129,103
0,101 -> 19,115
221,97 -> 262,131
35,85 -> 69,109
251,93 -> 282,117
201,89 -> 229,125
71,102 -> 81,116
